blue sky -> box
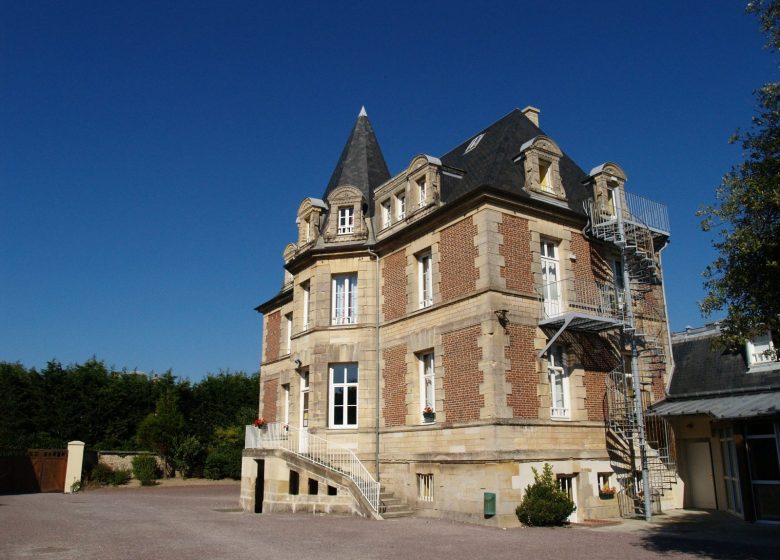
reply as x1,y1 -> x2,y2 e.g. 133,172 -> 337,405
1,1 -> 776,380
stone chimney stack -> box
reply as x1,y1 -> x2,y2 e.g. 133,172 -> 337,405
522,106 -> 540,127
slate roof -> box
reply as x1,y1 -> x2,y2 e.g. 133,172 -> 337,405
322,108 -> 390,211
648,325 -> 780,420
438,109 -> 592,214
668,330 -> 780,397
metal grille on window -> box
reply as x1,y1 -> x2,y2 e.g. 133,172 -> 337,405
417,473 -> 434,502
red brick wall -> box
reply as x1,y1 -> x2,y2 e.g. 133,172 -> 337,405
584,371 -> 606,421
439,217 -> 479,302
382,344 -> 408,427
265,311 -> 281,363
382,250 -> 407,321
570,233 -> 597,283
505,324 -> 539,418
262,378 -> 278,422
499,214 -> 533,292
442,325 -> 483,421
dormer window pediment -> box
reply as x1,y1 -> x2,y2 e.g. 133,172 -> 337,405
587,163 -> 627,220
519,135 -> 565,199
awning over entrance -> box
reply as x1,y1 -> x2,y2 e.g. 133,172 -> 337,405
649,392 -> 780,420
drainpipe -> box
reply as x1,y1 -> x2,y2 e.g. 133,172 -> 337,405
657,241 -> 674,388
363,210 -> 381,482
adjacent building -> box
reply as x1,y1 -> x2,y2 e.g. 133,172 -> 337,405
242,106 -> 678,526
651,324 -> 780,523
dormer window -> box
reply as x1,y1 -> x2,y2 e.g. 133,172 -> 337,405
381,200 -> 392,229
539,159 -> 553,193
747,331 -> 778,369
518,135 -> 564,199
338,206 -> 354,234
417,177 -> 427,208
395,192 -> 406,221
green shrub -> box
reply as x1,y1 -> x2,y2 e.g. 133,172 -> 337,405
172,435 -> 205,478
131,455 -> 160,486
89,463 -> 131,487
203,448 -> 241,480
515,463 -> 576,526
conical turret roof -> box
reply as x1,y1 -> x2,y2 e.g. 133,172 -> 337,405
322,107 -> 390,210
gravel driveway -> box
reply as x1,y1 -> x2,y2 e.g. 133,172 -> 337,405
1,484 -> 777,560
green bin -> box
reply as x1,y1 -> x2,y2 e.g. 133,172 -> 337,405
484,492 -> 496,518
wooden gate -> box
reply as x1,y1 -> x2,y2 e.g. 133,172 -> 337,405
1,449 -> 68,494
29,449 -> 68,492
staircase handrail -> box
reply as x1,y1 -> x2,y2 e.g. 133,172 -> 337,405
245,423 -> 380,512
537,277 -> 627,323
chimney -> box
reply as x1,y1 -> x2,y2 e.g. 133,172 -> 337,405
522,106 -> 540,127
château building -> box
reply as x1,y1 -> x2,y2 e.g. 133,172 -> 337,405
241,106 -> 679,526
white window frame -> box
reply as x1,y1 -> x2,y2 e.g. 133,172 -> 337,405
417,177 -> 427,208
285,312 -> 293,355
418,252 -> 433,309
747,332 -> 777,367
419,352 -> 435,423
337,206 -> 354,234
548,345 -> 570,419
300,370 -> 310,428
381,200 -> 392,229
329,363 -> 358,428
541,239 -> 561,317
331,274 -> 357,325
417,473 -> 434,501
301,281 -> 311,331
395,192 -> 406,221
539,159 -> 553,193
281,383 -> 290,425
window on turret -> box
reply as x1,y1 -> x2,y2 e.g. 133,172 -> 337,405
337,207 -> 354,234
381,200 -> 392,229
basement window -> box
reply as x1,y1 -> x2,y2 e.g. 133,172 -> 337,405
308,478 -> 319,495
417,473 -> 434,502
289,470 -> 300,495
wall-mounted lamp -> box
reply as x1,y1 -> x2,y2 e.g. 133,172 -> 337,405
569,254 -> 577,262
294,359 -> 302,368
494,309 -> 510,334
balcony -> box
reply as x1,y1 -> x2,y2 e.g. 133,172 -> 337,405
591,190 -> 670,238
538,278 -> 627,332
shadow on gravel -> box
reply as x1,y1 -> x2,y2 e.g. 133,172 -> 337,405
636,511 -> 780,560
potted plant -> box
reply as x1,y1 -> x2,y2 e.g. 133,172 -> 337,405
422,406 -> 436,422
254,417 -> 268,431
599,483 -> 616,500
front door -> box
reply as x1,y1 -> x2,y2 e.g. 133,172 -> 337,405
254,460 -> 265,513
541,240 -> 560,317
686,440 -> 717,509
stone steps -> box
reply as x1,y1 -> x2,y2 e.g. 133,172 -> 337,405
379,491 -> 413,519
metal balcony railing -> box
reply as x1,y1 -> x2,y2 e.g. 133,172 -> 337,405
592,190 -> 670,236
539,278 -> 626,323
245,423 -> 380,512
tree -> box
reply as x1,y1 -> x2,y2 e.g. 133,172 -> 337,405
698,1 -> 780,348
136,388 -> 184,475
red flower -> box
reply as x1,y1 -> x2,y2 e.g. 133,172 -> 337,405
254,418 -> 267,427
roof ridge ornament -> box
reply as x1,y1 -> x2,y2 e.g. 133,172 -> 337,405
359,106 -> 368,117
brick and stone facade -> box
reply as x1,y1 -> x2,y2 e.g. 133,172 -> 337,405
245,106 -> 676,526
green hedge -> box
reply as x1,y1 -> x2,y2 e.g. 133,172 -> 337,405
131,455 -> 161,486
515,463 -> 576,526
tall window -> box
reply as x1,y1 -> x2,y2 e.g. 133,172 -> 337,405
300,371 -> 310,428
417,177 -> 427,208
381,200 -> 392,229
281,383 -> 290,425
604,187 -> 617,217
303,217 -> 311,243
541,240 -> 560,317
337,206 -> 354,234
548,345 -> 570,419
331,274 -> 357,325
539,159 -> 553,193
395,192 -> 406,221
302,281 -> 311,331
285,313 -> 293,354
329,363 -> 358,428
418,252 -> 433,309
419,352 -> 435,422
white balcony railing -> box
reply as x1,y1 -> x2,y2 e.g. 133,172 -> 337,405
245,423 -> 380,512
539,278 -> 626,322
